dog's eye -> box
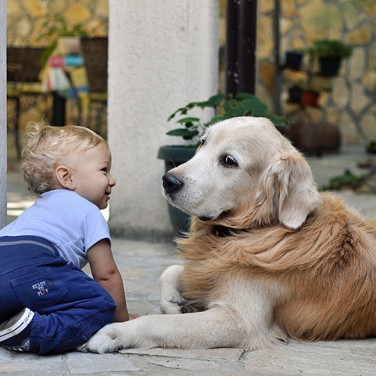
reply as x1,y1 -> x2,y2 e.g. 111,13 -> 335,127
221,155 -> 238,168
200,138 -> 206,146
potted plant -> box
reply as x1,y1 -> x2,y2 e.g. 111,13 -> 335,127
287,85 -> 303,104
300,89 -> 320,107
284,50 -> 303,70
304,39 -> 353,77
158,92 -> 287,234
288,80 -> 331,107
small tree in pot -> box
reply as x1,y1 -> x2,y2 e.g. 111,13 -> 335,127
304,39 -> 353,77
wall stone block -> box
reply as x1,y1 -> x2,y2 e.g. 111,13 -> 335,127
282,0 -> 297,18
349,47 -> 366,81
7,1 -> 21,15
300,0 -> 327,41
332,78 -> 349,108
260,61 -> 275,95
24,0 -> 47,17
259,0 -> 274,14
64,4 -> 91,24
327,106 -> 339,124
348,24 -> 372,45
363,70 -> 376,93
350,83 -> 370,115
257,15 -> 274,59
360,113 -> 376,140
340,111 -> 361,144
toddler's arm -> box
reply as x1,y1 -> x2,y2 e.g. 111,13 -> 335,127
87,239 -> 129,322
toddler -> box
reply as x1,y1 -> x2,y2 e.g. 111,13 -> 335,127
0,123 -> 131,354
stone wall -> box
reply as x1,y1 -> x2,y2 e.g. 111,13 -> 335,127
256,0 -> 376,144
7,0 -> 108,46
6,0 -> 376,145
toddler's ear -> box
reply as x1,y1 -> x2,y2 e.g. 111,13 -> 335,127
55,166 -> 75,190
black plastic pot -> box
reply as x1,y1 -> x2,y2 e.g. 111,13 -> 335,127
284,51 -> 303,70
288,85 -> 303,104
157,146 -> 196,235
318,56 -> 342,77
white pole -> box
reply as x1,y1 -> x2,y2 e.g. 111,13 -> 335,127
0,0 -> 7,229
108,0 -> 219,239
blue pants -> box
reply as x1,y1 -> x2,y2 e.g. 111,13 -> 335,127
0,236 -> 117,354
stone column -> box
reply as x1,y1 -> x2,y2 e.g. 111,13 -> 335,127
108,0 -> 219,240
0,0 -> 7,229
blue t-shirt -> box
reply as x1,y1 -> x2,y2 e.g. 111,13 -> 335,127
0,190 -> 111,269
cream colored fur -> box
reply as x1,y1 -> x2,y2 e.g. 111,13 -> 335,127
81,117 -> 376,353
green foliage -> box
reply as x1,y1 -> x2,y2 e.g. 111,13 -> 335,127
37,14 -> 90,68
321,169 -> 361,191
167,93 -> 287,148
304,39 -> 353,58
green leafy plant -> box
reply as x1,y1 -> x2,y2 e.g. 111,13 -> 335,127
321,169 -> 362,191
167,92 -> 287,148
304,39 -> 353,58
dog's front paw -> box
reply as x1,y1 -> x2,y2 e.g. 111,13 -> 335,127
82,323 -> 124,353
160,293 -> 186,314
160,265 -> 186,314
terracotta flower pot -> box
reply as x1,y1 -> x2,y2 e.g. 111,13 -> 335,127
301,90 -> 319,107
285,122 -> 340,156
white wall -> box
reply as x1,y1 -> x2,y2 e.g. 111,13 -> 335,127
108,0 -> 220,240
0,0 -> 6,229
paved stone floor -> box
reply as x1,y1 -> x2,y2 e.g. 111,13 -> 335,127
2,144 -> 376,375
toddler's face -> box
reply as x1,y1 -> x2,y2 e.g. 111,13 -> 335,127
70,143 -> 116,209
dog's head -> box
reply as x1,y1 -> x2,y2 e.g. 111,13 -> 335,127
162,117 -> 321,230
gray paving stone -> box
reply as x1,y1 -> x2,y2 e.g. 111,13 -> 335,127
64,352 -> 139,373
0,347 -> 66,375
243,339 -> 376,376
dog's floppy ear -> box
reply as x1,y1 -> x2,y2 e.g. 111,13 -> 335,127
261,152 -> 321,229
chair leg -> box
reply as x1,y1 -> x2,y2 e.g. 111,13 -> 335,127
86,101 -> 93,130
14,96 -> 21,160
94,101 -> 107,137
76,99 -> 82,126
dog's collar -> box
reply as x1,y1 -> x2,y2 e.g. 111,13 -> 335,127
212,225 -> 242,237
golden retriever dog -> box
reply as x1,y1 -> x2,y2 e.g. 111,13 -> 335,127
82,116 -> 376,353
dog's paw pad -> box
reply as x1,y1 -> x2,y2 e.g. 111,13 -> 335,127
85,326 -> 121,353
160,295 -> 186,314
75,343 -> 89,353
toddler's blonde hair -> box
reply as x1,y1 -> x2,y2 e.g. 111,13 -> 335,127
20,122 -> 107,195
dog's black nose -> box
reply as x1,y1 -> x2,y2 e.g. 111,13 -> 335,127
162,173 -> 184,194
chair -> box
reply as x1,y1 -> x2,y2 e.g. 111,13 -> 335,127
80,37 -> 108,136
7,47 -> 46,158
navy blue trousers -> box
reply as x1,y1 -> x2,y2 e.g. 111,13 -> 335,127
0,236 -> 116,354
